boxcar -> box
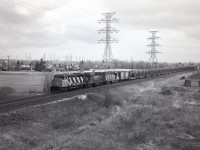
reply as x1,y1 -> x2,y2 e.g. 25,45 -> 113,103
118,71 -> 130,81
105,71 -> 119,83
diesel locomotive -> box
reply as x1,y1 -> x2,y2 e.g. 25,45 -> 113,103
50,66 -> 195,93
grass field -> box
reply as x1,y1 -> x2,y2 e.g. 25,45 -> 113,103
0,71 -> 83,93
0,72 -> 45,93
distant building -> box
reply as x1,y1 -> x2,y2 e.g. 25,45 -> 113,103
21,65 -> 31,71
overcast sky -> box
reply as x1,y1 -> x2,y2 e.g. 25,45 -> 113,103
0,0 -> 199,63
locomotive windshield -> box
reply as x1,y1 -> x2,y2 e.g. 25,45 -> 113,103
54,75 -> 64,79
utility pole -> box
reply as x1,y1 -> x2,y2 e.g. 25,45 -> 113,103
131,57 -> 134,73
71,54 -> 73,62
147,31 -> 161,69
43,53 -> 46,61
30,53 -> 31,61
66,55 -> 68,62
54,52 -> 55,63
98,12 -> 119,67
7,55 -> 10,71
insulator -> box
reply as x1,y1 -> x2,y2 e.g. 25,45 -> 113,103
114,19 -> 119,23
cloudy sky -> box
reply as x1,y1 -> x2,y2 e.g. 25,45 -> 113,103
0,0 -> 199,62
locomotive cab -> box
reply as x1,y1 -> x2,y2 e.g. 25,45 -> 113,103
50,74 -> 66,92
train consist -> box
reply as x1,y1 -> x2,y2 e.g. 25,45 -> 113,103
50,66 -> 195,93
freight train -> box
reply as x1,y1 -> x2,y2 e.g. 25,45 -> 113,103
50,66 -> 195,93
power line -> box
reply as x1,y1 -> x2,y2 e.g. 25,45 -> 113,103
98,12 -> 119,65
7,55 -> 9,70
147,31 -> 161,69
0,2 -> 85,35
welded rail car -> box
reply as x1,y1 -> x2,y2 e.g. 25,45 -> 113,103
50,66 -> 195,93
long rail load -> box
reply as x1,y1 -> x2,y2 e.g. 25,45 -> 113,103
50,66 -> 195,93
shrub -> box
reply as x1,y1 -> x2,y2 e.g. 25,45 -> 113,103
20,135 -> 38,147
160,87 -> 174,95
51,115 -> 76,129
190,90 -> 200,100
87,93 -> 105,106
170,86 -> 187,92
180,76 -> 185,80
104,91 -> 124,108
50,108 -> 79,129
87,93 -> 101,102
43,72 -> 54,93
0,86 -> 15,99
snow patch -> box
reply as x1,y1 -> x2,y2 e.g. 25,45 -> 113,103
178,133 -> 194,140
76,94 -> 87,100
2,134 -> 13,140
173,100 -> 182,108
139,82 -> 158,92
35,94 -> 88,106
44,98 -> 71,105
185,101 -> 198,106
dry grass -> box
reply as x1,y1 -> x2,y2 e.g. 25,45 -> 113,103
104,86 -> 200,150
188,72 -> 200,79
104,91 -> 124,108
1,74 -> 200,150
160,86 -> 174,95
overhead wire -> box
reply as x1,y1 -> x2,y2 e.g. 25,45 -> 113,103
0,0 -> 88,34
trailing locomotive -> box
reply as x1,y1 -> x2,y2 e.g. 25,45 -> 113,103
50,66 -> 195,93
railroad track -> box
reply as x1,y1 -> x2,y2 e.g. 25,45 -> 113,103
0,72 -> 188,113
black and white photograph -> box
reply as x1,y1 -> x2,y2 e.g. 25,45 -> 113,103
0,0 -> 199,149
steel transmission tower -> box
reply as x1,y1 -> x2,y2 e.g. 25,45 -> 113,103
98,12 -> 119,64
147,31 -> 161,69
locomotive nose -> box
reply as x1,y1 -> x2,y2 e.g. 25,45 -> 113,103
52,78 -> 62,87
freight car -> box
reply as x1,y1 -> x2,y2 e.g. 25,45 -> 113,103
118,71 -> 130,81
50,66 -> 195,93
